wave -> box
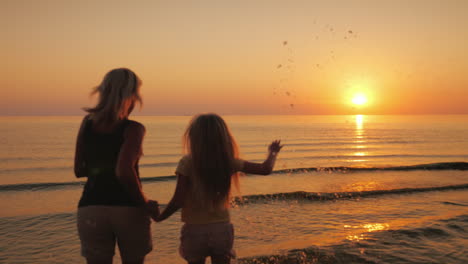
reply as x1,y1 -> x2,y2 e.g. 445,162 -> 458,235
440,201 -> 468,207
282,140 -> 423,146
234,184 -> 468,204
0,181 -> 86,192
274,161 -> 468,173
99,159 -> 468,172
140,162 -> 179,168
1,162 -> 467,192
0,156 -> 69,162
242,140 -> 425,148
141,153 -> 181,159
3,152 -> 468,174
0,166 -> 72,173
2,210 -> 465,264
2,177 -> 467,208
0,175 -> 179,192
0,162 -> 179,174
0,162 -> 180,174
4,157 -> 468,175
238,214 -> 468,264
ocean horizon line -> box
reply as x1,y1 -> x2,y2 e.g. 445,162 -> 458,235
2,113 -> 468,117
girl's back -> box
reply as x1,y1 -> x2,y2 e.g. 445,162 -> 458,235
156,113 -> 283,264
176,155 -> 244,225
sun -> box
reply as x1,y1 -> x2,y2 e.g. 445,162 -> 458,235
352,94 -> 367,105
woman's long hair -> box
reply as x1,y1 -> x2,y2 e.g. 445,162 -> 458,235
84,68 -> 142,124
183,113 -> 240,210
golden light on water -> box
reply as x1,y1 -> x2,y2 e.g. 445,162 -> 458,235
348,115 -> 368,162
344,223 -> 390,241
355,115 -> 364,131
346,181 -> 381,192
346,234 -> 365,241
363,223 -> 390,232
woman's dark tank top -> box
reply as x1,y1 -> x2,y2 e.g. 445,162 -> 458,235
78,118 -> 140,207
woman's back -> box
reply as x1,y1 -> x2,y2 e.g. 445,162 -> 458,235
78,118 -> 140,207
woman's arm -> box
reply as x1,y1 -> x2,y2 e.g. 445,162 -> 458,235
74,116 -> 88,178
116,122 -> 148,206
241,140 -> 283,175
155,173 -> 189,222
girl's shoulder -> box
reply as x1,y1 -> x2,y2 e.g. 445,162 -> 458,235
178,155 -> 191,167
176,155 -> 192,176
180,154 -> 191,162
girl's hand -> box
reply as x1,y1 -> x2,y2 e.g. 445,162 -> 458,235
269,140 -> 283,153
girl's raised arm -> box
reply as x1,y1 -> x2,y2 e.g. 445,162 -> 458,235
241,140 -> 283,175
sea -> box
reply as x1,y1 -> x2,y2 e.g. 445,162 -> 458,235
0,115 -> 467,264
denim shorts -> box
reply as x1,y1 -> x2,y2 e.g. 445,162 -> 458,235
180,222 -> 235,262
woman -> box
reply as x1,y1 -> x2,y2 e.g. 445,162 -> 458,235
74,68 -> 159,264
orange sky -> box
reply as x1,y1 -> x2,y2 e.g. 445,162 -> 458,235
1,0 -> 467,115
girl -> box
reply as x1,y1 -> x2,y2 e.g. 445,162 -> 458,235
74,68 -> 159,264
156,113 -> 283,264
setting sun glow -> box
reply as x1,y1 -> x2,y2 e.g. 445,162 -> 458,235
352,94 -> 367,105
2,1 -> 468,116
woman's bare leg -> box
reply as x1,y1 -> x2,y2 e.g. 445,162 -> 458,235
86,257 -> 113,264
122,257 -> 145,264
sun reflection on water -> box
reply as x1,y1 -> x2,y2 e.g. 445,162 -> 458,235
363,223 -> 390,232
351,115 -> 369,162
344,223 -> 390,241
353,152 -> 367,156
346,234 -> 366,241
354,115 -> 366,144
345,181 -> 382,192
355,114 -> 364,132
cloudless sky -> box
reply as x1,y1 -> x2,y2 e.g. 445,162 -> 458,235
2,0 -> 467,115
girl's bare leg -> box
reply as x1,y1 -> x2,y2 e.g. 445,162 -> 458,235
211,255 -> 231,264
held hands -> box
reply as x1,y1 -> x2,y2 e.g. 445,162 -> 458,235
269,140 -> 283,154
145,200 -> 160,221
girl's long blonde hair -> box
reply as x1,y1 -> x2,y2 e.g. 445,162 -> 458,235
84,68 -> 142,124
183,113 -> 240,209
